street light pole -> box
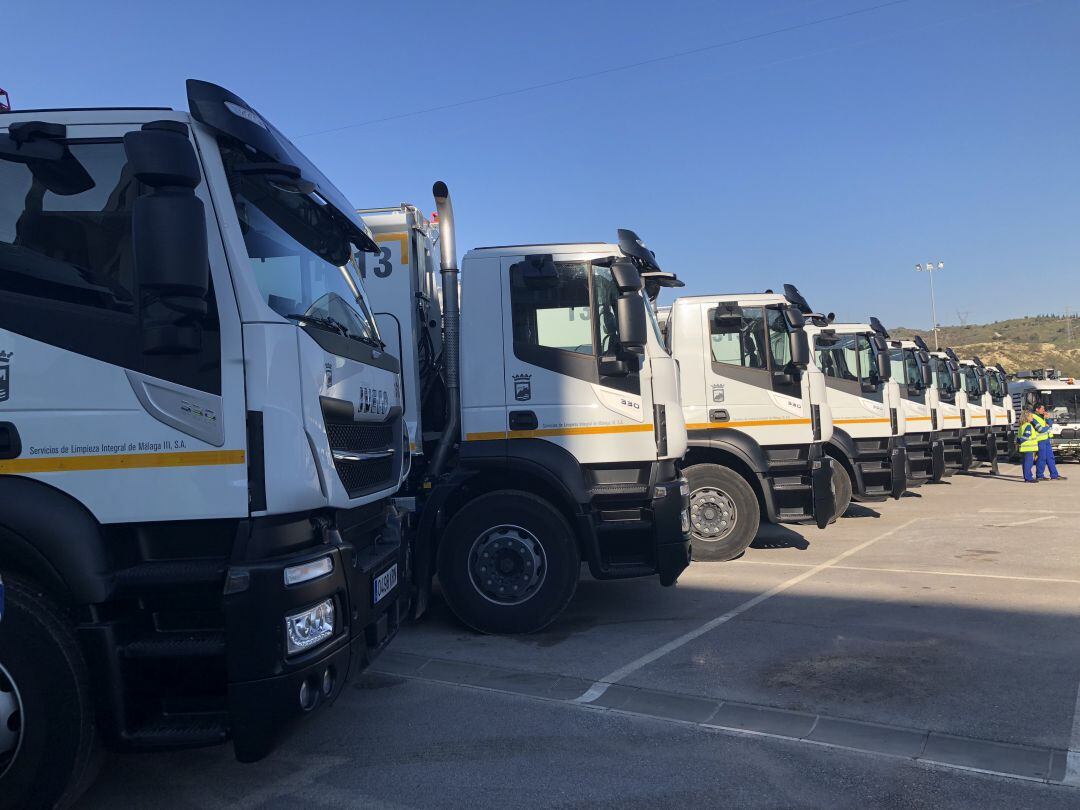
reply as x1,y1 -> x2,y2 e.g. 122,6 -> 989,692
915,261 -> 944,349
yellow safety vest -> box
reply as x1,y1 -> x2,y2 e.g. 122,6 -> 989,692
1018,422 -> 1041,453
1031,413 -> 1052,443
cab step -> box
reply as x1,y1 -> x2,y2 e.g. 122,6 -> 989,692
114,559 -> 227,594
126,713 -> 229,749
120,631 -> 226,659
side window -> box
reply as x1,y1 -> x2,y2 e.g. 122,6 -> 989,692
592,267 -> 621,355
0,137 -> 221,393
0,141 -> 137,313
709,306 -> 766,369
766,308 -> 791,367
889,348 -> 906,382
816,334 -> 858,381
511,261 -> 593,355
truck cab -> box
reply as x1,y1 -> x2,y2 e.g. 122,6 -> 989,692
985,363 -> 1015,458
0,81 -> 409,806
361,199 -> 690,634
888,336 -> 945,484
1010,370 -> 1080,461
955,354 -> 996,469
659,283 -> 834,560
805,317 -> 908,509
929,349 -> 969,472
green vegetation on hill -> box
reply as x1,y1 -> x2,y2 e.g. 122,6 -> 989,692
891,314 -> 1080,377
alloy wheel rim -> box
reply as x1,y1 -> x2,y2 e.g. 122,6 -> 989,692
467,524 -> 547,605
0,662 -> 23,779
690,487 -> 738,542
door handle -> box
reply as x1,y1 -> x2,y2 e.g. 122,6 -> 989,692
0,422 -> 22,460
508,410 -> 538,431
709,409 -> 729,423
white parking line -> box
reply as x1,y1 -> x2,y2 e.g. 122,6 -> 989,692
574,518 -> 923,704
980,508 -> 1080,515
988,515 -> 1057,527
735,560 -> 1080,586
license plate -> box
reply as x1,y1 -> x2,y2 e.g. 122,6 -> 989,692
373,564 -> 398,605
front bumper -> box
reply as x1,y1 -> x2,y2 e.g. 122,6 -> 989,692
652,476 -> 692,586
224,509 -> 406,762
811,454 -> 835,530
889,442 -> 908,500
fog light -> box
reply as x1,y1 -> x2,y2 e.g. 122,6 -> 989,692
680,508 -> 691,534
284,556 -> 333,586
679,480 -> 690,498
285,599 -> 335,656
653,485 -> 668,500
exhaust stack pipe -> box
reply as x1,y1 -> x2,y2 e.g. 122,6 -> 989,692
428,181 -> 460,479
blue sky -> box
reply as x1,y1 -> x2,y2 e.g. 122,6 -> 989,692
5,0 -> 1078,328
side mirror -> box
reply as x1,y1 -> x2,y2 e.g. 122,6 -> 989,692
610,259 -> 643,293
124,121 -> 209,355
789,329 -> 810,367
876,349 -> 891,381
951,371 -> 962,390
616,294 -> 647,351
921,361 -> 933,388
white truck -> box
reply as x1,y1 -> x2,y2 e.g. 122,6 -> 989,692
657,284 -> 834,561
360,194 -> 691,634
954,353 -> 997,471
805,316 -> 908,515
928,349 -> 970,472
985,361 -> 1015,462
0,81 -> 410,807
888,334 -> 945,484
1010,369 -> 1080,461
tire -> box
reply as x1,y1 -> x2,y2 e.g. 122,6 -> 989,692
0,574 -> 99,810
830,463 -> 853,523
684,465 -> 759,562
437,491 -> 580,634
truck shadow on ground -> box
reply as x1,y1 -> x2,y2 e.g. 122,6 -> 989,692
751,524 -> 810,551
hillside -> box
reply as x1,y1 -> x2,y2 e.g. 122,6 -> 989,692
890,314 -> 1080,377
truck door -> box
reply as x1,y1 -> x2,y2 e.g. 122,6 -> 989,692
700,303 -> 809,444
499,254 -> 657,466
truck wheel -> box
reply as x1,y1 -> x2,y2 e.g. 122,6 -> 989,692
684,465 -> 759,562
437,491 -> 580,634
0,574 -> 99,810
830,463 -> 853,523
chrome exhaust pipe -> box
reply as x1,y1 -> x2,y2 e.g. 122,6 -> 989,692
428,181 -> 460,479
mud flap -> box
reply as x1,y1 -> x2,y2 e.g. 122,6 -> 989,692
930,440 -> 946,482
987,432 -> 1000,476
960,435 -> 973,471
812,457 -> 834,530
889,447 -> 908,500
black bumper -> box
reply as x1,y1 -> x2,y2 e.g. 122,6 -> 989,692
653,476 -> 691,586
811,455 -> 835,530
224,509 -> 406,762
889,443 -> 908,499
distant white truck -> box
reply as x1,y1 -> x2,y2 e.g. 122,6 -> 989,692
888,334 -> 945,484
1009,369 -> 1080,461
804,316 -> 908,515
928,349 -> 970,472
657,283 -> 835,560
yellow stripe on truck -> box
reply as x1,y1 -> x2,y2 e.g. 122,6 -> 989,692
374,232 -> 410,265
466,423 -> 654,441
686,418 -> 811,430
0,449 -> 246,475
833,418 -> 891,425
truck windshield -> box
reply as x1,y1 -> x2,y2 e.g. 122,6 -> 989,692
221,143 -> 380,346
1044,390 -> 1080,421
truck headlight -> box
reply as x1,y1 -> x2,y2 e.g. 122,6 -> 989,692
284,556 -> 333,586
285,599 -> 335,656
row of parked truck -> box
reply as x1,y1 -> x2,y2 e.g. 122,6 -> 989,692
0,82 -> 1023,808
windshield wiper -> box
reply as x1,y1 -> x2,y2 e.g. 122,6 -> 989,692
285,313 -> 351,338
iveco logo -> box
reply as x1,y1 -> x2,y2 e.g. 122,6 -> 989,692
357,386 -> 390,417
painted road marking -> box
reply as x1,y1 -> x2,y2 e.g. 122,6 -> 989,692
572,518 -> 924,705
374,652 -> 1072,787
733,560 -> 1080,586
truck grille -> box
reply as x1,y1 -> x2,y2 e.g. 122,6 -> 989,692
325,417 -> 400,498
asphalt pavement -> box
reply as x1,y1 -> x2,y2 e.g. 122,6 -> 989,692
82,462 -> 1080,808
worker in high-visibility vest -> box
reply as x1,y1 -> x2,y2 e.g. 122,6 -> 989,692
1032,404 -> 1066,480
1017,411 -> 1041,483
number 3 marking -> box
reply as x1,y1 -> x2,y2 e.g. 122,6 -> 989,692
375,246 -> 393,278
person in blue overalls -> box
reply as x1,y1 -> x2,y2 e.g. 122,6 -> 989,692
1032,403 -> 1067,480
1017,412 -> 1040,483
